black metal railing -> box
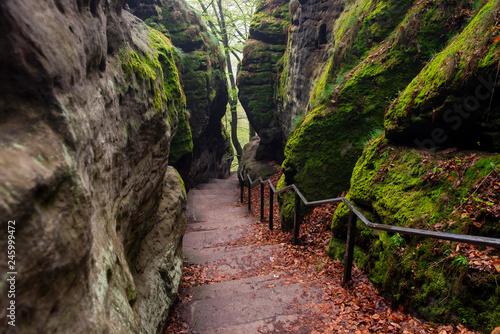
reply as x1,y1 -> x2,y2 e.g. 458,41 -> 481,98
238,165 -> 500,286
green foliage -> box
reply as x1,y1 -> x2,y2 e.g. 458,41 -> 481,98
451,255 -> 469,270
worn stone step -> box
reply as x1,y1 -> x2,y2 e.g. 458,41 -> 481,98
179,278 -> 323,333
180,175 -> 322,334
183,229 -> 246,249
187,274 -> 288,301
186,217 -> 255,232
187,207 -> 249,223
188,189 -> 240,197
187,193 -> 240,205
186,200 -> 242,212
183,244 -> 281,277
195,182 -> 239,191
207,177 -> 238,184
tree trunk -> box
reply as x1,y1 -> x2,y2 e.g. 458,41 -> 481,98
217,0 -> 242,159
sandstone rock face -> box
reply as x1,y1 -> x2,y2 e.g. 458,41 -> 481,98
129,0 -> 232,189
237,0 -> 289,161
0,0 -> 186,332
135,167 -> 186,334
276,0 -> 343,136
276,0 -> 474,229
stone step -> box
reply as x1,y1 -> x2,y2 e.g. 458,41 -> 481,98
188,188 -> 240,196
186,197 -> 241,210
186,217 -> 255,232
183,244 -> 281,277
195,182 -> 239,191
179,175 -> 323,333
183,229 -> 246,250
179,277 -> 323,333
187,207 -> 249,223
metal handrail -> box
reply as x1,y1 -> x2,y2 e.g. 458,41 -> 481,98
237,164 -> 500,286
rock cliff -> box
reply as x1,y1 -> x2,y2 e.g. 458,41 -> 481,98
329,2 -> 500,331
240,0 -> 500,331
0,0 -> 188,332
237,0 -> 289,161
277,0 -> 477,228
128,0 -> 232,189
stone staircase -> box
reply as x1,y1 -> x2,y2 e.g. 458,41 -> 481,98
179,173 -> 324,333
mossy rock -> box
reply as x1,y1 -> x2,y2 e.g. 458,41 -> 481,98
249,0 -> 290,45
237,0 -> 289,161
169,109 -> 193,164
279,0 -> 477,227
328,137 -> 500,332
385,0 -> 500,152
120,28 -> 185,124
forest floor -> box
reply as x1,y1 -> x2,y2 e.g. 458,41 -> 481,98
165,164 -> 480,334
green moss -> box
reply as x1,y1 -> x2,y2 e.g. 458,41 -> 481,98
385,0 -> 500,151
250,0 -> 289,44
280,0 -> 478,228
277,174 -> 296,231
126,284 -> 137,303
237,0 -> 289,158
172,167 -> 186,197
328,138 -> 500,332
120,28 -> 185,123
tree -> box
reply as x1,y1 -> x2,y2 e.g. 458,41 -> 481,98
187,0 -> 258,160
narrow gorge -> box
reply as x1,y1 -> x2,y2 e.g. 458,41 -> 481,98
0,0 -> 499,333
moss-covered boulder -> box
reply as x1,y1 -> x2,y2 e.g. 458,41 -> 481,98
385,0 -> 500,152
329,137 -> 500,333
238,136 -> 278,180
130,0 -> 232,188
278,0 -> 477,229
237,0 -> 289,161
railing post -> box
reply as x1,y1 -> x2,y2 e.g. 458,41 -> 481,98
342,210 -> 356,287
247,180 -> 252,211
269,188 -> 274,230
239,177 -> 244,203
260,182 -> 265,222
292,192 -> 300,245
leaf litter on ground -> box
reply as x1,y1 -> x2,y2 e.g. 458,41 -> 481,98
165,162 -> 481,334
